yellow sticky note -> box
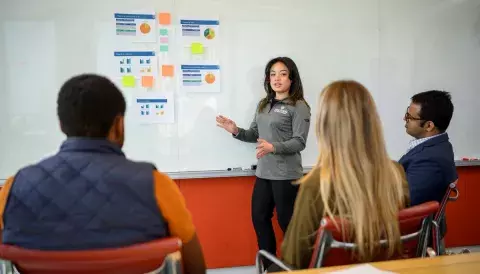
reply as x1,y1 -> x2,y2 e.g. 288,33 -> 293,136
122,76 -> 135,87
142,76 -> 154,88
162,65 -> 174,77
191,42 -> 204,54
158,13 -> 171,25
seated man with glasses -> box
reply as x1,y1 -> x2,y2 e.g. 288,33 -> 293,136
400,90 -> 457,251
400,90 -> 457,206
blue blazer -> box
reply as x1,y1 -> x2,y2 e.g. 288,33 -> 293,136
399,133 -> 458,206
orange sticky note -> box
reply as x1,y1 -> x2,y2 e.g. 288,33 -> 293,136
162,65 -> 174,77
158,13 -> 171,25
141,76 -> 154,88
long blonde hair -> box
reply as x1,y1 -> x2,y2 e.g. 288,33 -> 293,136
303,80 -> 406,261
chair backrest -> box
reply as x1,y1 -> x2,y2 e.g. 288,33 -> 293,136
431,180 -> 459,254
0,238 -> 182,274
434,180 -> 459,222
309,201 -> 439,268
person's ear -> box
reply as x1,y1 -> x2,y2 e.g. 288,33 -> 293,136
59,122 -> 66,135
425,121 -> 436,132
107,115 -> 125,146
114,116 -> 124,137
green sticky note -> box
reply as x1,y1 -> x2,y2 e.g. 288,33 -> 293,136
160,45 -> 169,52
191,42 -> 204,54
122,75 -> 135,87
159,28 -> 168,36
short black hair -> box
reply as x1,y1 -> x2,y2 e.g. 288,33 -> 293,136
57,74 -> 126,138
411,90 -> 454,132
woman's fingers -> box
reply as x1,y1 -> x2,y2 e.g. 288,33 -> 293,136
256,147 -> 267,158
256,139 -> 268,149
216,122 -> 227,129
257,139 -> 268,147
216,115 -> 232,123
256,151 -> 266,159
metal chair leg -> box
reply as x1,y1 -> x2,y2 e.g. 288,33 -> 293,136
255,250 -> 293,273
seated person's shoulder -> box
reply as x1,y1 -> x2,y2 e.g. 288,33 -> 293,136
152,169 -> 171,181
0,176 -> 15,200
15,158 -> 57,179
423,144 -> 451,157
420,137 -> 454,158
298,168 -> 326,201
152,170 -> 181,199
0,176 -> 15,229
410,146 -> 454,169
390,161 -> 410,205
300,167 -> 321,190
391,160 -> 406,173
152,170 -> 196,244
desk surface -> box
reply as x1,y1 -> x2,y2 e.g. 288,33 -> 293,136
293,253 -> 480,273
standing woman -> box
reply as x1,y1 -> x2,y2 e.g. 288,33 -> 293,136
216,57 -> 311,258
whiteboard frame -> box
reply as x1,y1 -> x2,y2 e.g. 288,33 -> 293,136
0,161 -> 478,181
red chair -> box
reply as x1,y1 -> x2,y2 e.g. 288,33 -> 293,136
256,201 -> 439,273
0,237 -> 182,274
432,180 -> 459,255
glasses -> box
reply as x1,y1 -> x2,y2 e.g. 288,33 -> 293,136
404,107 -> 424,122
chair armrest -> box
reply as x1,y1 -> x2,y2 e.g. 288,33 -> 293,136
0,259 -> 15,274
448,187 -> 459,201
255,250 -> 294,273
159,251 -> 182,274
427,247 -> 437,257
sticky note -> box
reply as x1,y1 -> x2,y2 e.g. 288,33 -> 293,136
162,65 -> 174,77
191,42 -> 204,54
160,37 -> 169,44
122,76 -> 135,87
159,28 -> 168,36
141,76 -> 154,88
158,13 -> 171,25
160,45 -> 169,52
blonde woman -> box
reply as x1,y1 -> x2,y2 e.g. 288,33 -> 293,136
280,80 -> 410,269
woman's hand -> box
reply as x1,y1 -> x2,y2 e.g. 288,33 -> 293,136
256,139 -> 274,159
216,115 -> 239,135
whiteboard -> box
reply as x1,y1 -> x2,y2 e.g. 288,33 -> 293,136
1,0 -> 479,178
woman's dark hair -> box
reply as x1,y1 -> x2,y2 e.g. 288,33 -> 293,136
258,57 -> 309,112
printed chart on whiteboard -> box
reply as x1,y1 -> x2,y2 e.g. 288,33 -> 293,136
132,92 -> 175,124
180,19 -> 219,43
114,13 -> 157,42
114,51 -> 158,88
180,64 -> 221,93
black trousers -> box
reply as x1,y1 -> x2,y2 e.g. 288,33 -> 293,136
252,177 -> 299,257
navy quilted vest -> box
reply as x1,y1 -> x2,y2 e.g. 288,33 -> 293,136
2,138 -> 168,250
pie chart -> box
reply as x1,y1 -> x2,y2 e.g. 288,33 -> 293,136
205,73 -> 216,84
140,23 -> 151,34
204,28 -> 215,40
